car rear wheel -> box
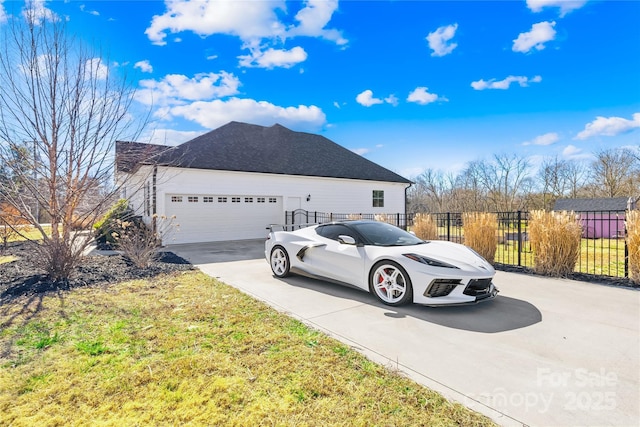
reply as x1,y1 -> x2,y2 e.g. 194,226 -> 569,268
369,261 -> 413,306
270,246 -> 290,278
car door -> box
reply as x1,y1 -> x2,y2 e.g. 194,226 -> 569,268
304,224 -> 366,288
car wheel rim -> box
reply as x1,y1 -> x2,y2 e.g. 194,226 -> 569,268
271,248 -> 287,275
372,265 -> 407,303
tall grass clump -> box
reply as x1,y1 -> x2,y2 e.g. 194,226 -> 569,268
412,213 -> 438,240
626,210 -> 640,283
529,210 -> 582,276
462,212 -> 498,265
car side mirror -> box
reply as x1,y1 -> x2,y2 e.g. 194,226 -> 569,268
338,235 -> 357,245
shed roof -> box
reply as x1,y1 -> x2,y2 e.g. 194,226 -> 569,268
553,197 -> 631,212
140,121 -> 411,184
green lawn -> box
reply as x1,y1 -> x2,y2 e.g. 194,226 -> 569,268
495,238 -> 627,277
1,270 -> 494,427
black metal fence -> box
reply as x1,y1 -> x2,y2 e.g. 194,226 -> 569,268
285,209 -> 629,279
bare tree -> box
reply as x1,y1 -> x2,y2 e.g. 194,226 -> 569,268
589,148 -> 639,198
410,169 -> 454,212
471,154 -> 531,211
0,10 -> 146,281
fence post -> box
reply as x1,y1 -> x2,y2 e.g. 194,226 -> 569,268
446,212 -> 451,242
625,212 -> 629,278
517,210 -> 522,266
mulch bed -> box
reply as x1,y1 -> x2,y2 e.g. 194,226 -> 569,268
0,241 -> 194,304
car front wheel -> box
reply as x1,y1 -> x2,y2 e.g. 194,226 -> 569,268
270,246 -> 290,278
369,261 -> 413,306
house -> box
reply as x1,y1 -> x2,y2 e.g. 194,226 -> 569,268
116,121 -> 412,244
553,197 -> 634,239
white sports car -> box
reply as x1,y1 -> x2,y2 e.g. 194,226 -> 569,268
265,220 -> 498,307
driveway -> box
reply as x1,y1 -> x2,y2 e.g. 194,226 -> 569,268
170,240 -> 640,427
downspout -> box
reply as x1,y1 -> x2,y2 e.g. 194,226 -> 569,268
152,165 -> 157,234
405,181 -> 413,230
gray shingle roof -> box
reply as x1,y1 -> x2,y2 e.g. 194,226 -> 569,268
115,141 -> 171,173
553,197 -> 631,212
144,122 -> 411,184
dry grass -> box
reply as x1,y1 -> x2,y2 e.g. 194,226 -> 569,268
0,271 -> 494,427
0,255 -> 17,265
626,210 -> 640,283
462,212 -> 498,265
529,210 -> 582,276
412,213 -> 438,240
374,213 -> 394,224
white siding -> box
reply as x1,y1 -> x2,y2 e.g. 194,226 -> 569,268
125,166 -> 409,244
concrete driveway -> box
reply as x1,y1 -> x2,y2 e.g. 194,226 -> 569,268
170,240 -> 640,427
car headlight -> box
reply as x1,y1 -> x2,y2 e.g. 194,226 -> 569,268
403,253 -> 459,269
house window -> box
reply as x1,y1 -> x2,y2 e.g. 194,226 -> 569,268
171,196 -> 183,203
245,197 -> 253,203
218,197 -> 227,203
188,196 -> 198,203
257,197 -> 266,203
373,190 -> 384,208
232,197 -> 241,203
268,197 -> 277,203
203,196 -> 214,203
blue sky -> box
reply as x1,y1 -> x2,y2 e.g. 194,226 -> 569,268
1,0 -> 639,179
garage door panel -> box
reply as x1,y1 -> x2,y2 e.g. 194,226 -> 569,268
165,194 -> 282,244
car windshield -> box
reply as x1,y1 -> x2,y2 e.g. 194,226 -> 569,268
350,221 -> 426,246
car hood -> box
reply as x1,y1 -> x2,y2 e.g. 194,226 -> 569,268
378,240 -> 495,274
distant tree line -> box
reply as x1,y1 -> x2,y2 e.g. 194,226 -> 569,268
407,147 -> 640,213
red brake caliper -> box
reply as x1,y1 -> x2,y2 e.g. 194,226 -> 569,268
378,271 -> 386,291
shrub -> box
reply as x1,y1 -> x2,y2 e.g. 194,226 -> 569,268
93,199 -> 137,247
111,218 -> 159,268
412,213 -> 438,240
626,210 -> 640,283
529,210 -> 582,276
112,215 -> 178,268
462,212 -> 497,265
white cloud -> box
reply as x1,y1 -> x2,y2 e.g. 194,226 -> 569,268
407,87 -> 446,105
238,46 -> 307,69
513,21 -> 556,53
523,132 -> 559,146
471,75 -> 542,90
136,72 -> 241,106
85,58 -> 108,80
288,0 -> 348,45
526,0 -> 588,16
142,128 -> 203,146
562,145 -> 593,160
23,0 -> 59,24
168,97 -> 326,130
0,0 -> 7,24
146,0 -> 286,46
426,24 -> 458,57
134,60 -> 153,73
145,0 -> 347,69
206,54 -> 218,60
352,148 -> 369,155
384,94 -> 399,107
356,90 -> 383,107
575,113 -> 640,140
79,4 -> 100,16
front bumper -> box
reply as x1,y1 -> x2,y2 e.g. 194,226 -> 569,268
414,277 -> 499,306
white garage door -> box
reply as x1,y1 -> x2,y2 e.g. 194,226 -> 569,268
164,194 -> 283,244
